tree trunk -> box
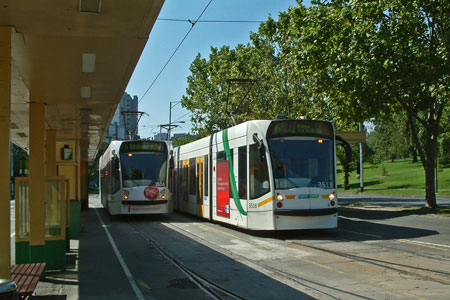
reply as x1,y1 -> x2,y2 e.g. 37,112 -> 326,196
424,137 -> 437,208
344,170 -> 349,190
424,164 -> 436,208
405,109 -> 438,208
411,148 -> 418,163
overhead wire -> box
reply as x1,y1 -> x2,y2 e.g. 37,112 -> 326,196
138,0 -> 214,104
172,111 -> 192,123
157,18 -> 263,23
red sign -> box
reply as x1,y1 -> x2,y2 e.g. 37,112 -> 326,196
216,161 -> 230,218
144,186 -> 159,200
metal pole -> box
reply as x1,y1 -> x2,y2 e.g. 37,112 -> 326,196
359,123 -> 364,192
168,102 -> 172,140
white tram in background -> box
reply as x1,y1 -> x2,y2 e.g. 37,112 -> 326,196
172,119 -> 350,230
99,140 -> 172,215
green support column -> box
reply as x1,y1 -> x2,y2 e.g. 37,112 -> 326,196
29,102 -> 46,263
0,26 -> 11,280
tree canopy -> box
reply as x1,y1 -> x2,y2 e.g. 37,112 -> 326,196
181,0 -> 450,207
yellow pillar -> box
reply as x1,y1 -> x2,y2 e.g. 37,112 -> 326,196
77,140 -> 81,201
0,26 -> 11,279
80,161 -> 88,210
45,130 -> 58,232
45,130 -> 57,177
29,102 -> 45,262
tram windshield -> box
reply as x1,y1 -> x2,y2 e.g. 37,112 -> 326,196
268,137 -> 334,189
120,152 -> 167,188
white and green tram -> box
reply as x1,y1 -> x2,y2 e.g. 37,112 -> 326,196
99,140 -> 172,215
172,119 -> 350,230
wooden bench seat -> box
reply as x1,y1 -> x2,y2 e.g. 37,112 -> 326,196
10,263 -> 46,299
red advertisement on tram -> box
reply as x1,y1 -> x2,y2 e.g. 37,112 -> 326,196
216,161 -> 230,218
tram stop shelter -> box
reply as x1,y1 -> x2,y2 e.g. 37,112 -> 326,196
0,0 -> 164,282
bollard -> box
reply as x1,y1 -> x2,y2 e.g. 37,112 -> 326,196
0,280 -> 17,300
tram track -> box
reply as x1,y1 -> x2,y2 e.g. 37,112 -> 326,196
136,220 -> 381,300
124,212 -> 450,300
287,240 -> 450,286
128,221 -> 247,300
337,219 -> 450,263
155,216 -> 450,299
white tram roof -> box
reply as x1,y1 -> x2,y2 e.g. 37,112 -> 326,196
175,120 -> 274,155
176,119 -> 336,156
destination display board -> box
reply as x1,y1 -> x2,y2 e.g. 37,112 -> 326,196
267,120 -> 333,138
120,141 -> 166,153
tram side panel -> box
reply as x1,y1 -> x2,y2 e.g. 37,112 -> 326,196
246,142 -> 276,230
175,137 -> 211,219
99,142 -> 124,215
174,122 -> 276,230
173,119 -> 340,230
211,131 -> 249,229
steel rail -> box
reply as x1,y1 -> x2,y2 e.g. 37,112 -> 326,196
128,222 -> 246,300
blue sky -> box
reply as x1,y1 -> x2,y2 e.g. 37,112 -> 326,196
126,0 -> 301,138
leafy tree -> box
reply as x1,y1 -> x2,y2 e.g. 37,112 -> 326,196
173,134 -> 199,147
182,19 -> 344,136
181,0 -> 450,208
182,45 -> 264,136
438,107 -> 450,167
367,114 -> 411,163
337,144 -> 358,190
280,0 -> 450,208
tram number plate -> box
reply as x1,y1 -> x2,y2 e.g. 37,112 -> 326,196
249,203 -> 257,209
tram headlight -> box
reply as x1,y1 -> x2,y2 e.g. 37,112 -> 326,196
276,193 -> 284,208
329,192 -> 336,206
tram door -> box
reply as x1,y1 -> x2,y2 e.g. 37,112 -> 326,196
196,157 -> 204,216
181,160 -> 189,211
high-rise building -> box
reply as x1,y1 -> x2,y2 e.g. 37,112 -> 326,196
107,92 -> 140,140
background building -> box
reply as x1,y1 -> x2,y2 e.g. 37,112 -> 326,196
153,132 -> 168,141
107,92 -> 139,140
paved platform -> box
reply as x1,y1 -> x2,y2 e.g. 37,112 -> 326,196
30,196 -> 188,300
31,200 -> 127,299
28,192 -> 450,299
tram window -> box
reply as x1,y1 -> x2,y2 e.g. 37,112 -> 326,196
196,159 -> 203,204
217,151 -> 226,161
204,155 -> 208,197
238,146 -> 247,200
106,161 -> 111,194
168,158 -> 173,193
249,143 -> 270,199
111,156 -> 120,193
189,158 -> 196,195
182,161 -> 189,202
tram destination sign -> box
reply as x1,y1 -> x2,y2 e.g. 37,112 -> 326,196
120,141 -> 166,153
267,120 -> 333,138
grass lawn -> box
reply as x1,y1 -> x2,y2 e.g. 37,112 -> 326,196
337,158 -> 450,197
